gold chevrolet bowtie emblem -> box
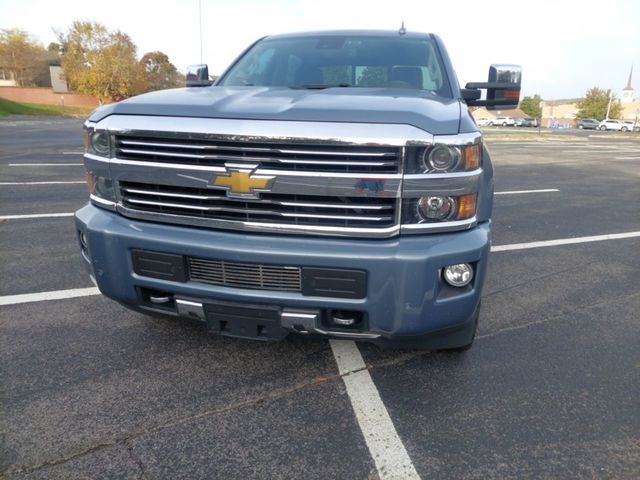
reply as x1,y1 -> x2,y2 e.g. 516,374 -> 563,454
213,166 -> 275,198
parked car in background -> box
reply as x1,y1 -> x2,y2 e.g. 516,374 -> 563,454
489,116 -> 515,126
598,119 -> 625,131
514,117 -> 537,127
622,121 -> 636,132
475,117 -> 490,127
576,118 -> 600,130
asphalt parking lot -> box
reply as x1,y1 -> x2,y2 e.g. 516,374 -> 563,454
1,117 -> 639,479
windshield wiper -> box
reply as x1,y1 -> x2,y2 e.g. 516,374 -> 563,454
292,83 -> 352,90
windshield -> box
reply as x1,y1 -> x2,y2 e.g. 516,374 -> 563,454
218,35 -> 451,98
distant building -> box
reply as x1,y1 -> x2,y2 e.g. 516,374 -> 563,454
49,66 -> 68,93
470,107 -> 528,122
0,69 -> 17,87
541,99 -> 580,128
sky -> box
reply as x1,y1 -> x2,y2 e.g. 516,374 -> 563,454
1,0 -> 639,100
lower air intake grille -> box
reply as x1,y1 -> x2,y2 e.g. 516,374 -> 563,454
188,257 -> 302,292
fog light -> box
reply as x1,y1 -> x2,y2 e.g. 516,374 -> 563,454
444,263 -> 473,287
417,196 -> 456,221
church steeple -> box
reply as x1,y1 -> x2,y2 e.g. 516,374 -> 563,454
624,65 -> 633,90
621,65 -> 634,103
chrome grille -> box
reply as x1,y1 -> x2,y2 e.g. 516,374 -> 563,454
119,182 -> 396,228
188,257 -> 301,292
114,135 -> 400,174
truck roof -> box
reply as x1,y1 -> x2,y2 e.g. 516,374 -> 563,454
264,29 -> 433,40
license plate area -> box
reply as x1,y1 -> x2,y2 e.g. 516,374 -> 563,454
203,300 -> 286,341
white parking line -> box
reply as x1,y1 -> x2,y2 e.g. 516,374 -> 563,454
0,213 -> 74,220
615,156 -> 640,160
495,189 -> 559,195
62,152 -> 83,155
8,163 -> 83,166
492,230 -> 640,252
0,181 -> 85,185
330,340 -> 420,480
0,287 -> 99,306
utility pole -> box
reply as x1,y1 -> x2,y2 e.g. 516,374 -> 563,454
605,90 -> 613,120
198,0 -> 203,65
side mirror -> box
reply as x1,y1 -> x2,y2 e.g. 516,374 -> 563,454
186,64 -> 213,87
463,64 -> 522,110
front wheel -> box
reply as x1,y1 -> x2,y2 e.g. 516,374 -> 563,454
502,122 -> 507,127
621,127 -> 628,132
599,126 -> 606,131
578,125 -> 583,129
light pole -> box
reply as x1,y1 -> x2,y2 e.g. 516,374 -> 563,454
605,90 -> 613,120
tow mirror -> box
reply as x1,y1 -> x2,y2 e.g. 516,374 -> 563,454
186,64 -> 213,87
463,64 -> 522,110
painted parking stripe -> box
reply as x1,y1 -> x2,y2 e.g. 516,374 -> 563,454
62,152 -> 83,155
330,340 -> 421,480
0,287 -> 99,306
492,230 -> 640,252
495,188 -> 559,195
0,181 -> 85,185
8,163 -> 83,166
0,213 -> 74,220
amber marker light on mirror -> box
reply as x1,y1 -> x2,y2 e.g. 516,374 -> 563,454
457,194 -> 477,220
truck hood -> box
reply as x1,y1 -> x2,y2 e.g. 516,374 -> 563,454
89,86 -> 462,135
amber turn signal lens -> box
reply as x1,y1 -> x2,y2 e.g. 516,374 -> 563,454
457,194 -> 477,220
463,144 -> 481,170
86,172 -> 95,194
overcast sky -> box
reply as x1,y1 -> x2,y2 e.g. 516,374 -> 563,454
1,0 -> 638,99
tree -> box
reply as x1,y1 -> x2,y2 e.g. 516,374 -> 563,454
139,51 -> 179,92
357,67 -> 386,87
519,94 -> 542,118
58,21 -> 142,103
575,87 -> 623,120
0,28 -> 46,86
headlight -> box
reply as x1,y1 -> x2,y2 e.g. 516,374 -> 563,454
87,171 -> 116,208
408,143 -> 481,173
404,194 -> 477,224
417,196 -> 456,221
421,146 -> 460,172
83,126 -> 111,157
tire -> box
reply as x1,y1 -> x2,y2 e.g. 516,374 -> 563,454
578,125 -> 583,129
621,127 -> 628,132
502,122 -> 507,127
599,126 -> 606,131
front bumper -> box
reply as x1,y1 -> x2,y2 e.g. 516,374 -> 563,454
75,204 -> 490,348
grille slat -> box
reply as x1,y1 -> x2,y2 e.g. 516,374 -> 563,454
122,187 -> 393,210
115,135 -> 400,174
187,257 -> 301,292
119,181 -> 396,228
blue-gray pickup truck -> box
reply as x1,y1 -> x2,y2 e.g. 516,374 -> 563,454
75,29 -> 521,350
